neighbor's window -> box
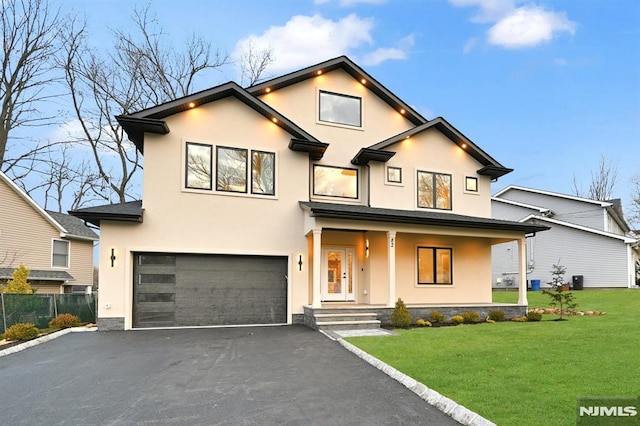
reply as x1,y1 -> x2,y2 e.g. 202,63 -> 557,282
387,166 -> 402,183
465,176 -> 478,192
417,171 -> 451,210
417,247 -> 452,285
52,240 -> 70,268
319,91 -> 362,127
313,165 -> 358,199
216,146 -> 248,193
185,142 -> 212,190
251,151 -> 275,195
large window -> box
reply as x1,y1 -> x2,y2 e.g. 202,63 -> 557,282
251,151 -> 275,195
185,143 -> 212,190
417,247 -> 452,285
319,91 -> 362,127
313,165 -> 358,199
417,171 -> 452,210
52,240 -> 69,268
216,146 -> 248,193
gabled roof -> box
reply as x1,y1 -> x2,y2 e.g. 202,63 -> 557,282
117,81 -> 321,153
0,172 -> 98,241
70,200 -> 143,227
248,55 -> 428,127
491,197 -> 552,216
300,201 -> 549,234
494,185 -> 613,207
369,117 -> 513,179
521,215 -> 637,244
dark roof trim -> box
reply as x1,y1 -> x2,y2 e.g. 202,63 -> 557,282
117,81 -> 320,152
70,200 -> 143,227
370,117 -> 511,178
0,268 -> 74,281
300,201 -> 550,234
351,148 -> 396,166
289,138 -> 329,161
248,56 -> 428,126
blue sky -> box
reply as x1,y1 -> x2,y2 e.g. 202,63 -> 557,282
59,0 -> 639,216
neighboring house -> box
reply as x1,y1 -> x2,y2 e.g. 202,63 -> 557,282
71,56 -> 547,331
492,186 -> 640,289
0,172 -> 98,294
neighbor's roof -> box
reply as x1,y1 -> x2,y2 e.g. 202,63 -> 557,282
0,268 -> 74,282
520,215 -> 637,244
300,201 -> 550,234
70,200 -> 143,227
46,211 -> 98,240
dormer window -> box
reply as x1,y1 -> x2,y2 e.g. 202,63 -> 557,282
319,91 -> 361,127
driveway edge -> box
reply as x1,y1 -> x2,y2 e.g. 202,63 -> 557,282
336,337 -> 497,426
0,326 -> 97,358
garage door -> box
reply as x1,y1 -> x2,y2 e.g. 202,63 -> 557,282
133,253 -> 287,328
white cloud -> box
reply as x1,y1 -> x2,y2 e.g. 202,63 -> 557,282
487,6 -> 576,49
235,14 -> 410,73
463,37 -> 479,53
450,0 -> 576,50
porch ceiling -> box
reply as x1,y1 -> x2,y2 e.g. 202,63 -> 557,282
300,201 -> 550,234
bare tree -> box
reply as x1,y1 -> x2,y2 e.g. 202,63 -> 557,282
238,41 -> 274,87
59,6 -> 229,203
572,154 -> 619,201
630,173 -> 640,225
0,0 -> 62,166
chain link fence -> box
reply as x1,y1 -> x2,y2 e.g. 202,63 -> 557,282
0,293 -> 97,334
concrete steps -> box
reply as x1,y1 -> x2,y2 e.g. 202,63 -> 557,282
313,312 -> 381,331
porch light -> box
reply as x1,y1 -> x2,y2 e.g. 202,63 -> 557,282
110,248 -> 116,267
365,240 -> 369,258
188,102 -> 195,108
298,254 -> 303,271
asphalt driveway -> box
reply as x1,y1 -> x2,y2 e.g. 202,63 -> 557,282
0,325 -> 459,425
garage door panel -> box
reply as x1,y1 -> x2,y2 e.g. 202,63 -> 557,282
133,253 -> 287,328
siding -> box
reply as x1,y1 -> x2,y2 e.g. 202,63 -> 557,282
68,240 -> 94,286
492,200 -> 540,221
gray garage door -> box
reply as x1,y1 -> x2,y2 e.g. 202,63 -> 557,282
133,253 -> 287,328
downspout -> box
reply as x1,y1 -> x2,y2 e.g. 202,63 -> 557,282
366,164 -> 371,207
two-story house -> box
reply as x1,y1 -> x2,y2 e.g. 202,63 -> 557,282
0,172 -> 98,294
71,56 -> 547,331
492,186 -> 639,289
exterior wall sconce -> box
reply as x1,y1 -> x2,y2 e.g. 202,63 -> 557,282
110,248 -> 116,267
298,254 -> 303,271
365,239 -> 369,258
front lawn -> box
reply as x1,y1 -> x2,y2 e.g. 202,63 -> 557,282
346,289 -> 640,425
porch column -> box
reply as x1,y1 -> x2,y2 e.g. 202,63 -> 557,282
517,237 -> 528,306
387,231 -> 396,307
312,229 -> 322,308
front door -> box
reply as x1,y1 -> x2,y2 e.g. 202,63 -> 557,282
321,248 -> 356,301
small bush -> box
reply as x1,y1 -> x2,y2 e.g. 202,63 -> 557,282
527,311 -> 542,322
429,311 -> 446,323
415,318 -> 432,327
49,313 -> 82,329
462,311 -> 481,324
512,316 -> 528,322
451,315 -> 464,325
391,298 -> 412,328
4,323 -> 39,341
488,310 -> 506,322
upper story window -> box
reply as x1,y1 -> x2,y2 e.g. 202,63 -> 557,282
186,142 -> 212,190
387,166 -> 402,184
217,146 -> 248,193
417,171 -> 452,210
319,91 -> 362,127
52,239 -> 69,268
313,165 -> 358,199
465,176 -> 478,193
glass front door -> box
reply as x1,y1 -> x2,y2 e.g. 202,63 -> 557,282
321,248 -> 355,301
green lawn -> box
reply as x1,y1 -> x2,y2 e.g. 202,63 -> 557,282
346,289 -> 640,425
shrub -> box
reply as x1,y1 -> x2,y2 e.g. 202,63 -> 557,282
49,313 -> 82,329
542,261 -> 578,320
415,318 -> 432,327
4,323 -> 39,341
462,311 -> 481,324
0,264 -> 33,294
527,311 -> 542,322
512,316 -> 528,322
391,298 -> 412,328
429,311 -> 446,323
487,310 -> 506,322
451,315 -> 464,325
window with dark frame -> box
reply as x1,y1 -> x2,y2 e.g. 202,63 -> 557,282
319,90 -> 362,127
185,142 -> 212,190
216,146 -> 248,193
52,240 -> 69,268
251,151 -> 275,195
313,165 -> 359,199
387,166 -> 402,183
417,246 -> 452,285
465,176 -> 478,192
417,170 -> 452,210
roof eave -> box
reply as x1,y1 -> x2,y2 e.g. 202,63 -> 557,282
289,138 -> 329,161
116,116 -> 170,153
351,148 -> 395,165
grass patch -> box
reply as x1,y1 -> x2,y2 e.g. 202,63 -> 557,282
346,289 -> 640,425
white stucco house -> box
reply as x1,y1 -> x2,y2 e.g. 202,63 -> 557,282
71,56 -> 548,331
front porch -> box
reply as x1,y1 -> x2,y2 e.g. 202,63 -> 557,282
299,302 -> 527,331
